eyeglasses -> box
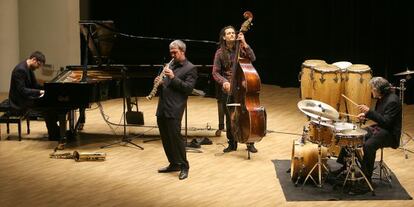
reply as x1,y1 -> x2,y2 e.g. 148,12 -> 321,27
36,60 -> 44,66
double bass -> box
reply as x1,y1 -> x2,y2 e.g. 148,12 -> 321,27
229,11 -> 266,144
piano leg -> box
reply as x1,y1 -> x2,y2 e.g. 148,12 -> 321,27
58,113 -> 67,143
76,108 -> 86,130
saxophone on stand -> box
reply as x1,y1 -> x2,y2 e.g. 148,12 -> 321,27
49,151 -> 106,161
146,58 -> 174,100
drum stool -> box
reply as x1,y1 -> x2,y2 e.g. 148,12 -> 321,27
374,148 -> 392,187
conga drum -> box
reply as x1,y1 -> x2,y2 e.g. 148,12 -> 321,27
332,61 -> 352,118
312,64 -> 342,111
300,60 -> 327,100
344,64 -> 372,122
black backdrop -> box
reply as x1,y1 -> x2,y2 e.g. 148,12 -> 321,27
84,0 -> 414,87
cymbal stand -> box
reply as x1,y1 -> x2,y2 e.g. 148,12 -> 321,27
302,116 -> 329,188
342,145 -> 375,195
398,79 -> 414,159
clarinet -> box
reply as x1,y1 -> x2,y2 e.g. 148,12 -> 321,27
146,58 -> 174,100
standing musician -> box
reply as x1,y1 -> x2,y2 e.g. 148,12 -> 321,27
8,51 -> 62,141
212,26 -> 258,153
333,77 -> 402,184
155,40 -> 197,180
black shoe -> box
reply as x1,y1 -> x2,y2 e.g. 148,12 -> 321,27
179,168 -> 189,180
223,143 -> 237,153
187,139 -> 201,148
247,143 -> 258,153
158,164 -> 181,173
198,137 -> 213,145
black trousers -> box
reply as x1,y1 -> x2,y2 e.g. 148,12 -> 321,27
337,126 -> 394,179
157,116 -> 189,170
41,109 -> 62,140
221,94 -> 236,145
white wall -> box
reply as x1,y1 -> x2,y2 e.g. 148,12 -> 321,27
0,0 -> 80,92
0,0 -> 20,93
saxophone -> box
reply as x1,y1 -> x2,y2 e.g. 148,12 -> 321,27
146,59 -> 174,100
73,151 -> 106,162
49,151 -> 106,161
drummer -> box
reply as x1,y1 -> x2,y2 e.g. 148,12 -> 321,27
333,77 -> 402,184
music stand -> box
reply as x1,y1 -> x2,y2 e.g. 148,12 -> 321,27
100,67 -> 144,150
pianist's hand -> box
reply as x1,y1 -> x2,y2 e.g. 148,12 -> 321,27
164,68 -> 175,79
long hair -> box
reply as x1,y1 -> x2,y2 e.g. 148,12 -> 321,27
369,77 -> 393,96
218,26 -> 235,69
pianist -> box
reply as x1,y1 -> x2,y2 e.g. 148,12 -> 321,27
9,51 -> 61,141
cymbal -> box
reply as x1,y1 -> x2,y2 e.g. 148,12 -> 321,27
394,69 -> 414,76
298,100 -> 339,121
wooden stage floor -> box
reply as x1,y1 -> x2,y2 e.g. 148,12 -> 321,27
0,85 -> 413,207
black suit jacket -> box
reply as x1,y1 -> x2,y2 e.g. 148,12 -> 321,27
9,61 -> 42,112
156,59 -> 197,119
366,93 -> 402,148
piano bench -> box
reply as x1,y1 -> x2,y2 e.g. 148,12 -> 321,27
0,99 -> 30,141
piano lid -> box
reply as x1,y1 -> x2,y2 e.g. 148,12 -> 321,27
80,20 -> 116,65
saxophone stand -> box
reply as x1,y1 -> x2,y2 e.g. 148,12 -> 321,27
397,79 -> 414,159
100,67 -> 144,150
342,145 -> 375,195
302,116 -> 329,188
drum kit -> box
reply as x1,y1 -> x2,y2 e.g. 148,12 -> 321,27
293,61 -> 412,193
292,99 -> 374,193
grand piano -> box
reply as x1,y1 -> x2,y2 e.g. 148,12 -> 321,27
42,21 -> 217,141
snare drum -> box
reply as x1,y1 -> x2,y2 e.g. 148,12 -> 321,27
291,140 -> 328,182
335,128 -> 367,147
344,64 -> 372,121
300,60 -> 327,100
333,122 -> 356,132
312,64 -> 342,111
328,122 -> 356,157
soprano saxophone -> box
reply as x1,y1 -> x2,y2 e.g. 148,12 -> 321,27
146,59 -> 174,100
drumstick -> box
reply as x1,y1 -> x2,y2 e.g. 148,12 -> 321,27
341,94 -> 359,107
339,112 -> 359,118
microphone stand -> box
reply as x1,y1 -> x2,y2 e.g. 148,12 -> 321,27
100,67 -> 143,150
398,79 -> 414,158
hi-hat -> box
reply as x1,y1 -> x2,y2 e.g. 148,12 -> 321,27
298,100 -> 339,121
394,69 -> 414,76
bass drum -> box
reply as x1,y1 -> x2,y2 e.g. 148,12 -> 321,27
291,140 -> 328,182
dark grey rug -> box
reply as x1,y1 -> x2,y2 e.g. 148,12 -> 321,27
273,159 -> 413,201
